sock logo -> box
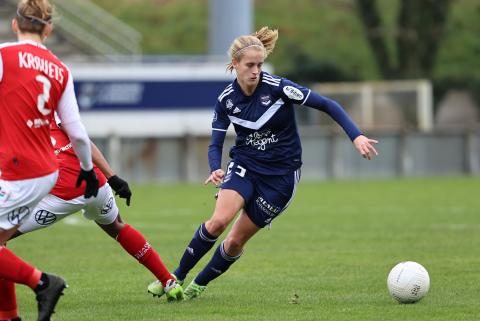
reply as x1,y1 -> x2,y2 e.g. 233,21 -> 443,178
210,267 -> 222,274
187,247 -> 194,256
134,242 -> 151,260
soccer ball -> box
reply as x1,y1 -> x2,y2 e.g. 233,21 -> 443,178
387,261 -> 430,303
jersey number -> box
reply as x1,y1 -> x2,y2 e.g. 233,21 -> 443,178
227,162 -> 246,178
35,75 -> 52,116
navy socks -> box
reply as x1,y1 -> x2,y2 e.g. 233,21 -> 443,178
194,241 -> 242,286
174,223 -> 217,281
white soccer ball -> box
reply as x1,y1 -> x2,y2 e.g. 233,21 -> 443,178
387,261 -> 430,303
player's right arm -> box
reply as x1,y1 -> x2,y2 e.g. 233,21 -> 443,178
205,100 -> 230,186
56,70 -> 99,197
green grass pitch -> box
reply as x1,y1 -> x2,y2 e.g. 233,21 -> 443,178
10,177 -> 480,321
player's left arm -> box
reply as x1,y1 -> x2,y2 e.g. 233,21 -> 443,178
91,142 -> 132,206
280,79 -> 378,160
304,92 -> 378,159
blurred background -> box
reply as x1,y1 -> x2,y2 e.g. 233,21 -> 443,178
1,0 -> 478,183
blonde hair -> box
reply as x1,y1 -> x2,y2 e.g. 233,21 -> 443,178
226,26 -> 279,72
16,0 -> 54,35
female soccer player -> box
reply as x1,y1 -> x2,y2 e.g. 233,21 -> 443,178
0,119 -> 184,313
0,1 -> 98,320
148,26 -> 379,300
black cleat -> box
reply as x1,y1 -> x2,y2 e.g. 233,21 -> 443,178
35,273 -> 67,321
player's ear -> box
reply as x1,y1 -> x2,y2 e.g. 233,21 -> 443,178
42,22 -> 53,40
232,58 -> 239,69
11,19 -> 18,34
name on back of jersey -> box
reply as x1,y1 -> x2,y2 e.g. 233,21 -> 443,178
18,51 -> 65,84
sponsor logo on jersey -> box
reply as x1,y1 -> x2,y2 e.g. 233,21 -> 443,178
233,107 -> 242,114
101,197 -> 114,215
8,206 -> 30,225
260,95 -> 271,106
245,130 -> 279,151
283,86 -> 304,101
26,118 -> 50,129
255,196 -> 281,216
34,210 -> 57,226
226,99 -> 234,110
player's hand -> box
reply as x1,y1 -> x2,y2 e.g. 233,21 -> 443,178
76,169 -> 99,198
204,169 -> 225,186
108,175 -> 132,206
353,135 -> 379,160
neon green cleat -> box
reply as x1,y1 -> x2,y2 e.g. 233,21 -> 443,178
164,279 -> 184,302
184,281 -> 207,300
147,274 -> 183,298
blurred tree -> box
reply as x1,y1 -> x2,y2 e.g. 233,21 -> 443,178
355,0 -> 451,79
284,45 -> 360,83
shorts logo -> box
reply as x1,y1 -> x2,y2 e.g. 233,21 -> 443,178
101,197 -> 114,215
35,210 -> 57,226
283,86 -> 304,101
255,196 -> 281,217
0,187 -> 7,199
8,206 -> 30,225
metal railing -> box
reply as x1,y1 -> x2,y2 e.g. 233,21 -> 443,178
5,0 -> 142,60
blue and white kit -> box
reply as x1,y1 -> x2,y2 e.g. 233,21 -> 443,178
209,71 -> 362,227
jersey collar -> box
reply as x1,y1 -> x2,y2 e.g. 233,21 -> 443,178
18,39 -> 47,50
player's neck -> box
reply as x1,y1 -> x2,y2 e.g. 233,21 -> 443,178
237,80 -> 257,96
17,33 -> 44,45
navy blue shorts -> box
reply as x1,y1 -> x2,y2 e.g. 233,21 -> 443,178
221,160 -> 301,228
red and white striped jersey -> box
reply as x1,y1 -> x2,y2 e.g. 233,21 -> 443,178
0,40 -> 69,180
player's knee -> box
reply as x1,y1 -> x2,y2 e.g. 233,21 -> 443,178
205,219 -> 228,236
223,237 -> 244,256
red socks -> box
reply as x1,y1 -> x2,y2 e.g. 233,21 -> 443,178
116,224 -> 172,286
0,247 -> 41,289
0,279 -> 17,321
0,246 -> 42,320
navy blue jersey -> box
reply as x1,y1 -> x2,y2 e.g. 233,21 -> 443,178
212,72 -> 309,175
209,71 -> 362,176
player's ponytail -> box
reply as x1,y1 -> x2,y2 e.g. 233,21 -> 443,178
16,0 -> 54,35
226,26 -> 279,73
254,26 -> 278,58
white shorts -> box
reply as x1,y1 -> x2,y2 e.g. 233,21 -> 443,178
18,183 -> 119,234
0,171 -> 58,230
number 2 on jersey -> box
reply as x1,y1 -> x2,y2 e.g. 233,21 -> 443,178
35,75 -> 52,115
